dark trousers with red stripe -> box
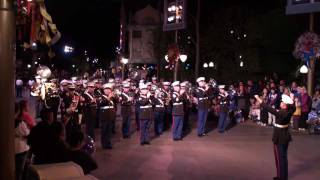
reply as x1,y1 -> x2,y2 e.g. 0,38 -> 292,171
273,143 -> 289,180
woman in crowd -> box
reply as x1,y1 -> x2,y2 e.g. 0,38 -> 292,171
15,102 -> 30,180
19,100 -> 36,129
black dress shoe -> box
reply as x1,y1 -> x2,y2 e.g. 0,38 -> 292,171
273,177 -> 281,180
145,142 -> 150,145
140,142 -> 145,146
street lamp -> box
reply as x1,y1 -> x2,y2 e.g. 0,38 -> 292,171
64,45 -> 74,53
203,63 -> 208,68
209,61 -> 214,67
179,54 -> 187,62
300,65 -> 308,74
27,64 -> 31,69
121,57 -> 129,80
240,61 -> 244,67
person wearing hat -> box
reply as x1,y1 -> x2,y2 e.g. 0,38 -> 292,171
83,82 -> 98,140
119,82 -> 134,139
194,77 -> 210,137
254,94 -> 295,180
97,83 -> 117,149
151,76 -> 158,86
162,81 -> 172,130
63,84 -> 81,143
217,85 -> 230,133
137,83 -> 153,145
180,81 -> 191,134
151,85 -> 166,136
171,81 -> 186,141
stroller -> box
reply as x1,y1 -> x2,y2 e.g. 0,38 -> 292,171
307,110 -> 320,134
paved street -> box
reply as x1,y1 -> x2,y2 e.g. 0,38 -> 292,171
17,90 -> 320,180
91,119 -> 320,180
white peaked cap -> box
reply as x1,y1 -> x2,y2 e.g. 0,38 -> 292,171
163,81 -> 170,86
139,83 -> 148,89
196,77 -> 205,83
171,81 -> 180,87
102,83 -> 113,89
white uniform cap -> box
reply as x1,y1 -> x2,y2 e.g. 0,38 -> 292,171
87,82 -> 95,87
218,85 -> 225,89
180,82 -> 187,87
60,79 -> 69,85
163,81 -> 170,86
35,75 -> 41,79
196,77 -> 205,83
108,78 -> 115,83
152,76 -> 157,80
139,79 -> 145,84
146,82 -> 152,86
123,82 -> 130,88
171,81 -> 180,87
139,83 -> 148,89
281,94 -> 294,105
68,84 -> 76,89
102,83 -> 113,89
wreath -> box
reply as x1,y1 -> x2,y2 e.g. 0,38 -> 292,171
293,31 -> 320,67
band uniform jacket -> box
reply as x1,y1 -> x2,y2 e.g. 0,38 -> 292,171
193,87 -> 210,109
137,95 -> 153,120
261,103 -> 296,144
217,92 -> 230,113
151,95 -> 165,113
171,92 -> 186,116
120,92 -> 134,117
98,96 -> 117,122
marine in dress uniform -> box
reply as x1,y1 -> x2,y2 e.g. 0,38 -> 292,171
63,84 -> 81,143
217,85 -> 230,133
120,82 -> 134,139
255,94 -> 295,180
162,81 -> 172,131
171,81 -> 186,141
194,77 -> 210,137
180,81 -> 191,134
152,86 -> 166,136
98,83 -> 117,149
83,82 -> 98,140
137,84 -> 153,145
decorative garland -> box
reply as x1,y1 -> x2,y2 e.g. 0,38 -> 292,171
293,31 -> 320,67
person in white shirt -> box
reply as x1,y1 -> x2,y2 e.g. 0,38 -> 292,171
15,103 -> 30,180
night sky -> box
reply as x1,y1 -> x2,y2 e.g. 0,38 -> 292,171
43,0 -> 317,65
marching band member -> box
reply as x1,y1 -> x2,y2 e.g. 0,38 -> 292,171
217,85 -> 230,133
98,83 -> 117,149
151,76 -> 158,86
64,84 -> 81,142
137,83 -> 153,145
152,85 -> 166,136
180,81 -> 191,134
83,82 -> 98,140
119,82 -> 134,139
254,94 -> 295,180
59,79 -> 70,122
31,75 -> 43,118
162,81 -> 172,130
171,81 -> 186,141
194,77 -> 210,137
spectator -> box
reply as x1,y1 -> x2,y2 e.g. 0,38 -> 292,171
260,88 -> 269,126
19,100 -> 36,129
299,86 -> 311,131
15,103 -> 30,180
28,109 -> 68,164
67,131 -> 98,174
292,95 -> 301,131
311,89 -> 320,112
16,77 -> 24,98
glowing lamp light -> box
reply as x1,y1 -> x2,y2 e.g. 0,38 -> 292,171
299,65 -> 308,74
121,58 -> 129,64
180,54 -> 187,62
165,55 -> 169,62
240,61 -> 244,67
203,63 -> 208,68
27,64 -> 31,69
209,62 -> 214,67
